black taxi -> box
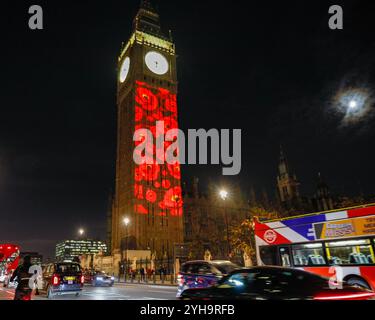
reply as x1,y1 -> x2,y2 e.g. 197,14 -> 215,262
41,262 -> 84,299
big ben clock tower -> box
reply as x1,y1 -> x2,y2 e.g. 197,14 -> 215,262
112,0 -> 183,262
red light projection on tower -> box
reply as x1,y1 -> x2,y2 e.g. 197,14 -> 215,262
133,81 -> 183,217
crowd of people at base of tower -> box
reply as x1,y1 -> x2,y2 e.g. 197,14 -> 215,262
118,265 -> 169,282
83,261 -> 173,284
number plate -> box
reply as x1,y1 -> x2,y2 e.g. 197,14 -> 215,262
68,280 -> 73,284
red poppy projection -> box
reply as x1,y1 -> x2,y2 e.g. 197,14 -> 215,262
133,81 -> 183,217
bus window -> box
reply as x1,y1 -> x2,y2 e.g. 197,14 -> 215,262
279,247 -> 291,267
326,239 -> 375,265
259,246 -> 278,266
291,243 -> 326,266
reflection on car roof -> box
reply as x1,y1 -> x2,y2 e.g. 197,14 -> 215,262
183,260 -> 233,264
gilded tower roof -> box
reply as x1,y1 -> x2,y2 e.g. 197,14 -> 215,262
133,0 -> 169,40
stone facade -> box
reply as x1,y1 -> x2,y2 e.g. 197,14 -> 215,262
182,178 -> 249,261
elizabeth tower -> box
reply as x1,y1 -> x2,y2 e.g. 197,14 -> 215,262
112,0 -> 183,261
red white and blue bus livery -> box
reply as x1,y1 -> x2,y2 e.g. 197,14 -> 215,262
255,204 -> 375,290
0,244 -> 20,285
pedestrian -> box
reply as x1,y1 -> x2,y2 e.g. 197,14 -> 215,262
140,267 -> 145,282
159,266 -> 163,280
160,265 -> 166,282
10,256 -> 33,300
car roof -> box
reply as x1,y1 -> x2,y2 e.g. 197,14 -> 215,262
230,266 -> 318,275
182,260 -> 233,265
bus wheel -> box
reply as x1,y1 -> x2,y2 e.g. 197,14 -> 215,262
346,277 -> 371,290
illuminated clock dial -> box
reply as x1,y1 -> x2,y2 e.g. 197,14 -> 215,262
119,57 -> 130,83
145,51 -> 169,75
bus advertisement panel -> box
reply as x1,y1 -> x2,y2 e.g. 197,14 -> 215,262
254,204 -> 375,290
0,244 -> 20,283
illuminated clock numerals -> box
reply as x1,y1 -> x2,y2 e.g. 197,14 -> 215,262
145,51 -> 169,75
119,56 -> 130,83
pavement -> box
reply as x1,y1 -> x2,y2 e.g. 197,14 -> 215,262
0,283 -> 178,300
116,278 -> 177,286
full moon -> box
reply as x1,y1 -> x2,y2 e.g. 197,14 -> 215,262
332,86 -> 374,126
349,100 -> 357,109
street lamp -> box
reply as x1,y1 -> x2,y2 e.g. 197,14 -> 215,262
219,190 -> 231,258
219,190 -> 228,201
123,217 -> 130,282
78,228 -> 84,237
124,217 -> 130,226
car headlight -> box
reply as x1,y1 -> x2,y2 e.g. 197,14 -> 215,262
111,276 -> 114,280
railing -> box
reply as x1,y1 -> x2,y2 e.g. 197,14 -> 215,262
118,258 -> 177,285
123,272 -> 177,285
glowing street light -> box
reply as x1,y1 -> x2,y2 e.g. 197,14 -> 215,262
78,228 -> 84,236
219,189 -> 231,257
123,217 -> 130,226
122,217 -> 130,283
219,190 -> 228,201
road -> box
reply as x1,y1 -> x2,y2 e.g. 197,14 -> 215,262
0,283 -> 178,300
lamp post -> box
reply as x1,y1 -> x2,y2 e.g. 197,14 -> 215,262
219,190 -> 231,259
78,228 -> 84,237
78,228 -> 91,269
123,217 -> 130,283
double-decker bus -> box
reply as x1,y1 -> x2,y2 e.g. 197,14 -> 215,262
254,204 -> 375,290
0,244 -> 20,284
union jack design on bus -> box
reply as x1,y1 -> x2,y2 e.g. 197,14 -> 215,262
254,204 -> 375,290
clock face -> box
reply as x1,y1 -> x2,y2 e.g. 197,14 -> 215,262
145,51 -> 169,75
119,57 -> 130,83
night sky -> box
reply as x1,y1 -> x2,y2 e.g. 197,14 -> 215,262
1,0 -> 375,259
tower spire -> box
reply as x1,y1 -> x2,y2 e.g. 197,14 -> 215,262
134,0 -> 167,39
140,0 -> 154,11
276,146 -> 301,210
278,145 -> 289,176
279,144 -> 288,163
315,172 -> 334,211
280,144 -> 284,158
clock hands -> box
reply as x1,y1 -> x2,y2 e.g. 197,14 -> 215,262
145,52 -> 168,75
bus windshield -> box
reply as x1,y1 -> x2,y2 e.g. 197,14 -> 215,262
0,244 -> 20,276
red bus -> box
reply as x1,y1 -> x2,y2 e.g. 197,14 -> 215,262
254,204 -> 375,290
0,244 -> 20,284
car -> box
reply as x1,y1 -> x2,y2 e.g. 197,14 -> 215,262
90,271 -> 115,287
180,266 -> 375,300
40,262 -> 84,299
177,260 -> 240,298
83,269 -> 94,284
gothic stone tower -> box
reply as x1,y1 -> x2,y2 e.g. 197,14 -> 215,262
112,0 -> 183,260
314,173 -> 334,212
276,146 -> 301,209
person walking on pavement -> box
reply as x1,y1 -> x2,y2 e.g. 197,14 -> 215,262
140,267 -> 145,282
10,256 -> 33,300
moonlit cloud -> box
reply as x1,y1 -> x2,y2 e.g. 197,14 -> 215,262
331,86 -> 375,128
